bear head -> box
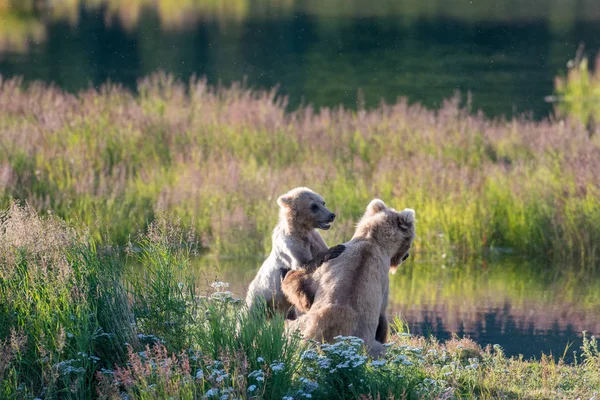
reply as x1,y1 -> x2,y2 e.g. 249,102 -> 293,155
353,199 -> 415,268
277,187 -> 336,233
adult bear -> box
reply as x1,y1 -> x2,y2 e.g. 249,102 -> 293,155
282,199 -> 415,356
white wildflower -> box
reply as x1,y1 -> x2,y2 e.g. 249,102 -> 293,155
270,362 -> 285,373
300,350 -> 317,361
369,360 -> 386,368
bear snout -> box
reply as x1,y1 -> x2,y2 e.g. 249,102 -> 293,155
328,213 -> 336,222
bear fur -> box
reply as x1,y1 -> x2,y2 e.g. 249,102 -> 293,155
282,199 -> 415,356
245,187 -> 344,316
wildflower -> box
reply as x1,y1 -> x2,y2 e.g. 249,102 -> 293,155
299,378 -> 318,392
210,291 -> 235,302
282,397 -> 294,400
204,388 -> 219,398
270,362 -> 285,374
211,282 -> 230,289
257,357 -> 265,363
402,360 -> 413,366
300,350 -> 317,360
247,385 -> 257,393
352,359 -> 365,368
393,355 -> 407,363
369,360 -> 386,368
248,369 -> 265,382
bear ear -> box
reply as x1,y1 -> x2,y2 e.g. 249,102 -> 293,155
399,208 -> 416,224
397,208 -> 416,227
277,194 -> 292,208
364,199 -> 387,217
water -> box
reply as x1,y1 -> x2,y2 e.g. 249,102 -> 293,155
192,256 -> 600,361
1,1 -> 600,118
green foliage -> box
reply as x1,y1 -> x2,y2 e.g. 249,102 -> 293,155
0,203 -> 134,399
1,204 -> 599,399
555,54 -> 600,128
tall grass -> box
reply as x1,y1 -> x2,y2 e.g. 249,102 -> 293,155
0,202 -> 133,398
1,73 -> 599,263
2,204 -> 599,399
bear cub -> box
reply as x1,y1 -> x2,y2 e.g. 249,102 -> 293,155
245,187 -> 345,316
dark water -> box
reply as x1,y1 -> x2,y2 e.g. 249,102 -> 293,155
1,1 -> 600,118
194,256 -> 600,362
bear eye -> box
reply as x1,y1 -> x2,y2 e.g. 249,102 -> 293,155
310,204 -> 319,213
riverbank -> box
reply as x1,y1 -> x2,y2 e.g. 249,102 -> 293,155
0,205 -> 598,399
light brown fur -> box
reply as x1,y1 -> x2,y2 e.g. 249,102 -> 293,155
245,187 -> 339,315
283,199 -> 415,357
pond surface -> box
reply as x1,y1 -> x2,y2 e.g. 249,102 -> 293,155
191,256 -> 600,362
1,0 -> 600,118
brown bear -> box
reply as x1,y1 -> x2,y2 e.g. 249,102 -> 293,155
245,187 -> 345,316
282,199 -> 415,356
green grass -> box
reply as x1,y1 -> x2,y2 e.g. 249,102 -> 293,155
554,53 -> 600,130
1,74 -> 599,264
1,204 -> 599,399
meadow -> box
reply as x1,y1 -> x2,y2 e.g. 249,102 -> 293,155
1,68 -> 599,263
1,50 -> 600,398
1,203 -> 599,400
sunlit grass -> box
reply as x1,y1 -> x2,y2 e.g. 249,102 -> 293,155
554,53 -> 600,130
1,74 -> 599,263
